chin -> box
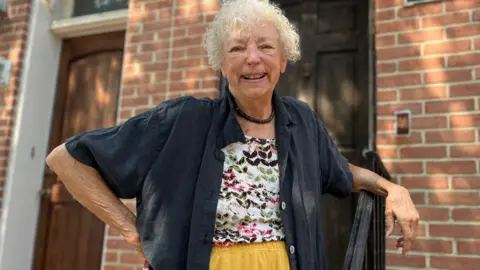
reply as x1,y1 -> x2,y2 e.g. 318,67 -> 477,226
239,87 -> 273,100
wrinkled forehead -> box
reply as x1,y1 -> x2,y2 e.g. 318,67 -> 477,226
224,20 -> 280,45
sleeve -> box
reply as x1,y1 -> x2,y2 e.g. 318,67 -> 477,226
64,107 -> 165,199
316,118 -> 353,198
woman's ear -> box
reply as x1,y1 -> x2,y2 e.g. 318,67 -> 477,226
280,58 -> 287,73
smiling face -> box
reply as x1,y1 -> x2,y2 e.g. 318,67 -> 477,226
221,21 -> 287,101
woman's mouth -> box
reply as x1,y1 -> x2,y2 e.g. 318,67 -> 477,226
241,74 -> 266,80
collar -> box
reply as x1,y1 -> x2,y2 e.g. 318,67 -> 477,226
217,84 -> 296,149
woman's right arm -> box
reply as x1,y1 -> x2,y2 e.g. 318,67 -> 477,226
46,143 -> 145,257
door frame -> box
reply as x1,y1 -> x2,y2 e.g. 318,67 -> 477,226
0,2 -> 127,269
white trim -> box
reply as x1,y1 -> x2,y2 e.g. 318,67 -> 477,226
51,9 -> 128,38
0,0 -> 62,269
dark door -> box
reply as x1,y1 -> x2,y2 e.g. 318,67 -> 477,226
33,32 -> 125,270
275,0 -> 370,268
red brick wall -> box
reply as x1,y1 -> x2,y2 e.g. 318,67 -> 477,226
0,1 -> 32,209
376,0 -> 480,269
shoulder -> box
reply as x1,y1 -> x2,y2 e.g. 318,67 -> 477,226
279,95 -> 317,125
149,95 -> 215,120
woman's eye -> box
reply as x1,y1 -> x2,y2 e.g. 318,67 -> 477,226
229,46 -> 243,52
260,44 -> 274,49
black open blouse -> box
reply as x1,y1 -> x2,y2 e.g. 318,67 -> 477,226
65,88 -> 353,270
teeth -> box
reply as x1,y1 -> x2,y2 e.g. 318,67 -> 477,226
244,74 -> 264,79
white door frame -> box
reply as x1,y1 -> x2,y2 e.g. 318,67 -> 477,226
0,1 -> 127,269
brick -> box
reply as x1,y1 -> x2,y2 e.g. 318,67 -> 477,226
451,145 -> 480,158
422,12 -> 470,28
140,41 -> 169,52
400,146 -> 447,159
376,62 -> 396,73
398,56 -> 445,71
105,252 -> 118,262
430,191 -> 480,205
424,70 -> 472,84
475,9 -> 480,21
175,15 -> 203,26
447,24 -> 480,39
424,40 -> 471,55
377,46 -> 420,60
104,266 -> 133,270
386,254 -> 425,268
376,131 -> 422,145
458,241 -> 480,255
452,176 -> 480,189
426,130 -> 475,143
143,62 -> 169,72
376,9 -> 395,21
430,224 -> 480,238
377,74 -> 421,88
449,53 -> 480,67
411,116 -> 447,129
144,0 -> 172,10
377,146 -> 397,159
376,0 -> 403,9
121,97 -> 149,107
120,253 -> 144,264
187,47 -> 206,57
377,90 -> 397,102
387,238 -> 452,253
450,114 -> 480,128
415,206 -> 449,221
377,103 -> 422,116
143,20 -> 171,32
426,99 -> 474,114
376,119 -> 394,131
446,1 -> 480,11
171,58 -> 201,69
450,83 -> 480,97
427,161 -> 477,174
173,36 -> 202,47
453,208 -> 480,221
413,192 -> 427,205
170,81 -> 201,92
384,161 -> 423,174
431,256 -> 480,270
188,25 -> 208,36
106,239 -> 135,250
399,86 -> 446,100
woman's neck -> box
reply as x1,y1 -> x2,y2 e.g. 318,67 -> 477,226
231,92 -> 273,119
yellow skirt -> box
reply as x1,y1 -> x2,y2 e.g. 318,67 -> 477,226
210,241 -> 291,270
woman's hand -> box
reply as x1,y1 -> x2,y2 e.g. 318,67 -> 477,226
385,184 -> 420,255
122,231 -> 149,269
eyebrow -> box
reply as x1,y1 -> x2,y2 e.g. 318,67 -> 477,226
230,37 -> 273,44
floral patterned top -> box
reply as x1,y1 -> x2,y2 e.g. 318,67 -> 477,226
213,135 -> 285,246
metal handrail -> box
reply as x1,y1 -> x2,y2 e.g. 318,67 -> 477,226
343,151 -> 391,270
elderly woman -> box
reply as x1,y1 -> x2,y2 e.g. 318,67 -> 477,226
46,0 -> 419,269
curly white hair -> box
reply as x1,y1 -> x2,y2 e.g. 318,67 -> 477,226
203,0 -> 301,71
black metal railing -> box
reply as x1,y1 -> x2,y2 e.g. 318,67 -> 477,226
343,151 -> 391,270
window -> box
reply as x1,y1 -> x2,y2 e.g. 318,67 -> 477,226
73,0 -> 129,17
405,0 -> 441,6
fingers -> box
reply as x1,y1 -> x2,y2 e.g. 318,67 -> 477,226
398,220 -> 414,255
385,200 -> 395,237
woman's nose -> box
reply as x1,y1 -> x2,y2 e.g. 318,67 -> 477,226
245,47 -> 261,65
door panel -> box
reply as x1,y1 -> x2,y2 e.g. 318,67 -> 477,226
34,31 -> 125,270
275,0 -> 370,269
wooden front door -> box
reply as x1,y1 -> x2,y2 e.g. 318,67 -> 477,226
34,31 -> 125,270
275,0 -> 370,268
